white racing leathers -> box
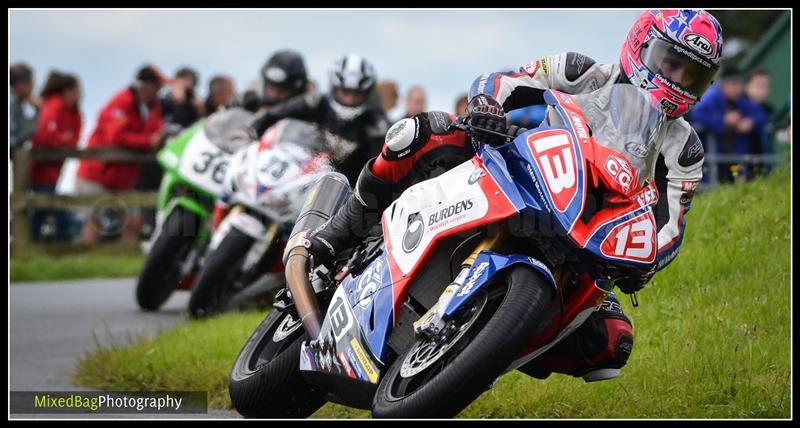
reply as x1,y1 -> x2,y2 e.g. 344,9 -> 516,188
469,52 -> 704,273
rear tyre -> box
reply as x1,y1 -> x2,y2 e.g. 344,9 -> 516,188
229,309 -> 326,418
188,227 -> 253,318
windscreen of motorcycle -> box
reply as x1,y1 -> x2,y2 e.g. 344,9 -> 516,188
203,107 -> 255,153
268,119 -> 329,155
230,120 -> 333,223
570,84 -> 668,185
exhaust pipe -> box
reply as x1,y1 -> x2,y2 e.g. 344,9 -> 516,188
283,172 -> 351,340
284,238 -> 322,339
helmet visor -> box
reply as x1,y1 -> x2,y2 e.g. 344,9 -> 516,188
640,36 -> 718,99
333,87 -> 367,107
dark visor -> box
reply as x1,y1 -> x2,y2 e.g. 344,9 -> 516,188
640,36 -> 718,99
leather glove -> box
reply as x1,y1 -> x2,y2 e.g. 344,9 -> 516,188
506,124 -> 528,139
615,266 -> 656,294
466,94 -> 507,144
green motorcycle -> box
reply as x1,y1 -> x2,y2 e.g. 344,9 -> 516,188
135,108 -> 254,311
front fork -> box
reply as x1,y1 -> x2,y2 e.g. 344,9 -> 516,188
412,226 -> 508,339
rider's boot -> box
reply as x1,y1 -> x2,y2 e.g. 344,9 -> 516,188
307,159 -> 400,267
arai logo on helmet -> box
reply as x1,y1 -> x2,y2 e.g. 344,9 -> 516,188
402,212 -> 425,253
683,33 -> 714,56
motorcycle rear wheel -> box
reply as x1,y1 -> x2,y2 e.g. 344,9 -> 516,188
188,227 -> 253,318
229,308 -> 326,418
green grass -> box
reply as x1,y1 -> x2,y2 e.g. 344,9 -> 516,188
73,166 -> 791,418
73,311 -> 268,410
10,243 -> 145,282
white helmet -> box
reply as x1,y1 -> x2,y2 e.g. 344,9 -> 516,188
328,54 -> 377,121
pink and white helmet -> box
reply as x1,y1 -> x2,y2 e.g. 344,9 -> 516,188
620,9 -> 723,118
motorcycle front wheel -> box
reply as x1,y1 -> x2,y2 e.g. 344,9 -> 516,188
372,265 -> 554,418
135,207 -> 200,311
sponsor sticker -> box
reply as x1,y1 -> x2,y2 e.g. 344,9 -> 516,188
683,33 -> 714,56
540,58 -> 549,75
660,98 -> 678,115
428,199 -> 474,227
681,180 -> 699,194
457,262 -> 490,297
349,338 -> 378,383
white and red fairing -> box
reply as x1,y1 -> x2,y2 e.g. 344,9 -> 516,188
225,119 -> 332,224
380,157 -> 519,315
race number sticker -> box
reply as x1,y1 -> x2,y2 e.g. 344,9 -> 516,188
527,130 -> 578,212
328,288 -> 355,342
179,133 -> 229,196
600,212 -> 656,263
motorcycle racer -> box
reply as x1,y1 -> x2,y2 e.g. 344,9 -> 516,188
304,9 -> 723,381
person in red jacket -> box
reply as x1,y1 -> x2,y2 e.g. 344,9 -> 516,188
75,64 -> 167,245
29,70 -> 82,241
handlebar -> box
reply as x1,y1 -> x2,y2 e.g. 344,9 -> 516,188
448,116 -> 527,146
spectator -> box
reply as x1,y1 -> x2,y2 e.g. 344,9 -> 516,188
138,66 -> 201,239
741,69 -> 773,177
688,66 -> 747,184
402,85 -> 427,119
376,81 -> 399,115
160,66 -> 202,137
240,89 -> 261,113
75,64 -> 166,245
204,75 -> 236,116
10,63 -> 41,152
454,93 -> 468,117
29,71 -> 82,242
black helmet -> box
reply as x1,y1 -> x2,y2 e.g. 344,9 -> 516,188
261,49 -> 308,105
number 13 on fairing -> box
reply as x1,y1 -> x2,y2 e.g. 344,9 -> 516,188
600,213 -> 656,263
528,130 -> 579,212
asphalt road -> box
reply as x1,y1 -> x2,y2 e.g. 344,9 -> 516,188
9,278 -> 240,419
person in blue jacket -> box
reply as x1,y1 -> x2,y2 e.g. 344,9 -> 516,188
739,69 -> 773,178
688,66 -> 750,183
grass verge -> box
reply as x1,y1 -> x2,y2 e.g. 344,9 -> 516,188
10,243 -> 144,282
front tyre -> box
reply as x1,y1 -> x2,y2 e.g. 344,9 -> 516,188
136,207 -> 200,311
372,265 -> 553,418
229,308 -> 326,418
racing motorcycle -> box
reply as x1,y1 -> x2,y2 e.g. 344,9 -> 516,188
135,108 -> 253,311
187,119 -> 334,318
229,83 -> 666,418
